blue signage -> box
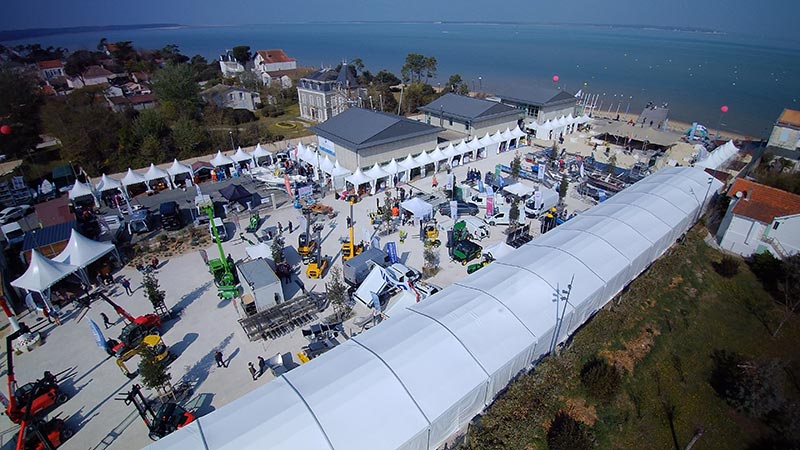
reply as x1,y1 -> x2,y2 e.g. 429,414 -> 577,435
385,242 -> 399,264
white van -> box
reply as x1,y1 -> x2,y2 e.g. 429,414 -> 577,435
468,191 -> 505,210
484,206 -> 525,226
209,217 -> 228,241
524,189 -> 560,218
1,222 -> 24,245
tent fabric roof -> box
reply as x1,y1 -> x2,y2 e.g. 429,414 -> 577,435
694,140 -> 739,170
383,158 -> 401,175
95,174 -> 123,192
191,161 -> 214,174
364,163 -> 391,180
219,184 -> 252,203
52,229 -> 115,268
144,163 -> 170,182
429,146 -> 447,162
502,182 -> 535,198
398,154 -> 419,171
345,168 -> 373,186
399,197 -> 433,218
249,143 -> 271,161
11,250 -> 79,293
232,147 -> 253,163
331,161 -> 352,177
167,159 -> 192,177
210,150 -> 236,167
414,150 -> 434,166
320,155 -> 336,174
68,181 -> 96,200
121,168 -> 147,187
146,167 -> 723,450
311,108 -> 442,152
419,93 -> 519,123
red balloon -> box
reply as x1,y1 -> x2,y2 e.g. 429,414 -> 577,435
552,75 -> 560,83
0,125 -> 10,135
720,105 -> 729,113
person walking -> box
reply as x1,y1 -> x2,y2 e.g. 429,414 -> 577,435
248,362 -> 258,381
100,312 -> 112,329
215,351 -> 226,368
121,277 -> 132,296
277,222 -> 283,234
288,221 -> 293,233
257,356 -> 266,376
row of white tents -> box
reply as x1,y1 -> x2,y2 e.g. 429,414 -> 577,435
148,166 -> 723,450
526,113 -> 592,140
297,127 -> 528,192
10,229 -> 118,310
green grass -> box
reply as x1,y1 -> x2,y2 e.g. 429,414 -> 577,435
257,104 -> 313,140
466,228 -> 800,450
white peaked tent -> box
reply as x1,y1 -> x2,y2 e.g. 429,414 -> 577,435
695,140 -> 739,170
500,127 -> 514,142
511,125 -> 526,139
502,182 -> 535,198
12,250 -> 81,310
365,163 -> 391,192
345,168 -> 373,188
68,181 -> 100,207
144,163 -> 173,189
414,150 -> 434,167
121,168 -> 147,195
398,153 -> 419,182
320,155 -> 336,174
490,130 -> 504,144
146,167 -> 724,450
383,158 -> 401,176
167,159 -> 193,186
249,143 -> 272,166
210,150 -> 236,168
455,139 -> 471,157
331,161 -> 352,190
429,146 -> 448,171
53,229 -> 118,269
95,174 -> 123,195
441,143 -> 458,162
467,136 -> 483,151
478,132 -> 494,148
232,147 -> 253,165
399,196 -> 434,219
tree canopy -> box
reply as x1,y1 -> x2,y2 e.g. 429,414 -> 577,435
401,53 -> 437,84
0,65 -> 43,158
232,46 -> 251,65
151,63 -> 201,111
445,74 -> 470,95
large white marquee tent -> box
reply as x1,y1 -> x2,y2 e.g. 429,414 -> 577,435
149,167 -> 721,450
694,140 -> 739,171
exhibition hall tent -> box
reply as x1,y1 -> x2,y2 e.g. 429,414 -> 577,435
383,158 -> 401,176
148,167 -> 722,450
144,163 -> 173,189
121,169 -> 147,195
249,143 -> 272,166
11,250 -> 82,310
320,155 -> 336,174
210,150 -> 236,168
167,159 -> 193,186
67,181 -> 99,207
330,161 -> 352,190
694,140 -> 739,170
502,182 -> 535,198
52,229 -> 117,268
399,197 -> 434,219
345,168 -> 373,188
232,147 -> 253,166
95,174 -> 123,195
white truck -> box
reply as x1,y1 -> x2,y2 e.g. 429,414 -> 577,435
457,216 -> 490,240
484,206 -> 526,226
524,189 -> 559,218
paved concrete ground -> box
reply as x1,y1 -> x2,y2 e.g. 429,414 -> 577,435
0,144 -> 595,450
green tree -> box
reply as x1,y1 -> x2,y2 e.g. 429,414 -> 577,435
444,74 -> 469,95
547,411 -> 593,450
64,50 -> 103,84
580,355 -> 621,401
510,153 -> 521,180
109,41 -> 137,63
271,234 -> 285,263
371,84 -> 397,113
401,53 -> 426,83
138,345 -> 172,395
142,272 -> 167,312
422,56 -> 437,84
374,70 -> 401,87
190,55 -> 221,82
0,65 -> 43,158
160,44 -> 189,64
232,46 -> 251,65
351,58 -> 364,75
138,135 -> 163,165
133,108 -> 169,142
172,118 -> 207,159
559,177 -> 569,201
509,199 -> 520,226
326,266 -> 351,321
402,82 -> 438,115
151,63 -> 201,109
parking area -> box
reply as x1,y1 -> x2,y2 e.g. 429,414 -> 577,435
0,144 -> 595,450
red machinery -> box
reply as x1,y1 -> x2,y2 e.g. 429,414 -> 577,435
97,293 -> 162,355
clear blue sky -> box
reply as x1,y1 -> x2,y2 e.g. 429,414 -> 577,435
1,0 -> 796,40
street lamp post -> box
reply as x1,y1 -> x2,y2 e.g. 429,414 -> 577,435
695,177 -> 714,224
550,274 -> 575,355
478,76 -> 482,91
229,131 -> 235,151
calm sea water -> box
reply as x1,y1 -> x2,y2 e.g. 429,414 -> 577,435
4,23 -> 799,137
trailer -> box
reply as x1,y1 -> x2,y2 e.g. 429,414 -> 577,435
236,258 -> 283,314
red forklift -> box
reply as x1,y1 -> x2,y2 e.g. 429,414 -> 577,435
4,328 -> 69,424
97,293 -> 162,356
118,384 -> 195,441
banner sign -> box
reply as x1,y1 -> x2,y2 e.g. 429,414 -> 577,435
385,242 -> 399,264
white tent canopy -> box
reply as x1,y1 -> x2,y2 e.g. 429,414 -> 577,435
383,158 -> 401,175
399,196 -> 434,218
414,150 -> 434,166
95,174 -> 123,193
490,130 -> 504,144
210,150 -> 236,168
365,163 -> 391,181
331,161 -> 351,177
121,168 -> 147,187
455,140 -> 471,155
345,168 -> 374,187
478,133 -> 493,148
146,167 -> 724,450
500,127 -> 514,142
11,250 -> 79,294
442,143 -> 458,159
249,143 -> 272,165
502,182 -> 536,198
467,137 -> 483,151
511,125 -> 526,139
398,154 -> 419,171
429,146 -> 447,163
68,181 -> 99,206
694,140 -> 739,170
232,146 -> 253,164
320,155 -> 336,174
167,159 -> 192,178
144,163 -> 173,189
52,229 -> 116,268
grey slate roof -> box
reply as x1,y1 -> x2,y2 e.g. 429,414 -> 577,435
419,93 -> 520,123
495,84 -> 576,106
237,258 -> 279,290
310,108 -> 443,151
303,65 -> 360,87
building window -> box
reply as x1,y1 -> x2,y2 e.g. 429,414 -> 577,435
773,222 -> 780,230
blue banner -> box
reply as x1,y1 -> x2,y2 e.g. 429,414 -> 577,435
385,242 -> 399,264
88,319 -> 107,350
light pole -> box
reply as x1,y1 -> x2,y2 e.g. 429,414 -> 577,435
695,177 -> 714,224
229,131 -> 235,151
550,274 -> 575,354
478,76 -> 482,91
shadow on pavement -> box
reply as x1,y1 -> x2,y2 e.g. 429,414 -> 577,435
171,332 -> 198,356
180,334 -> 233,391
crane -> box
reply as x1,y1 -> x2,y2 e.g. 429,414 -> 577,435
341,198 -> 363,261
198,198 -> 239,299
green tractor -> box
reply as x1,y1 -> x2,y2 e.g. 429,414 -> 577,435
467,252 -> 495,274
199,199 -> 240,299
452,240 -> 482,266
246,212 -> 260,233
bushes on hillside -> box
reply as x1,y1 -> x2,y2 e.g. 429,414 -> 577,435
708,350 -> 783,419
580,356 -> 620,401
713,254 -> 740,277
546,411 -> 593,450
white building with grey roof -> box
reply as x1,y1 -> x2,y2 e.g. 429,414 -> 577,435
298,63 -> 365,122
310,108 -> 443,172
419,93 -> 523,138
489,84 -> 576,123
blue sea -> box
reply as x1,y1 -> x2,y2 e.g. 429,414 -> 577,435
4,23 -> 799,138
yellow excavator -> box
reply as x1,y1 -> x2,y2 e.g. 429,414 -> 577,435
341,198 -> 363,261
297,213 -> 317,265
117,335 -> 172,378
306,245 -> 328,279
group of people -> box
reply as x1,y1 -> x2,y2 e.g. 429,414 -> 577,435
215,350 -> 272,381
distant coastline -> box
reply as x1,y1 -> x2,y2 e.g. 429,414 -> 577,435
0,24 -> 183,42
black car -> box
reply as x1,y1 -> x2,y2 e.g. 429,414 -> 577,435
159,201 -> 184,231
437,201 -> 479,217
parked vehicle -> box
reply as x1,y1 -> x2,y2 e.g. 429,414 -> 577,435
343,248 -> 391,287
383,263 -> 422,286
208,217 -> 228,241
1,222 -> 25,245
0,205 -> 32,224
159,201 -> 184,231
484,207 -> 525,226
468,192 -> 506,210
456,216 -> 490,241
452,240 -> 483,265
524,189 -> 559,218
437,201 -> 479,217
127,209 -> 157,235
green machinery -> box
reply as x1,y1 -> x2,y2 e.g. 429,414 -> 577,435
246,212 -> 260,233
199,199 -> 239,299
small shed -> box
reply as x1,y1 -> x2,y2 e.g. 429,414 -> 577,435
236,258 -> 283,313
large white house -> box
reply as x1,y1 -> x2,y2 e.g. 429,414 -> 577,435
253,49 -> 296,86
297,63 -> 364,122
219,50 -> 246,78
717,178 -> 800,258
